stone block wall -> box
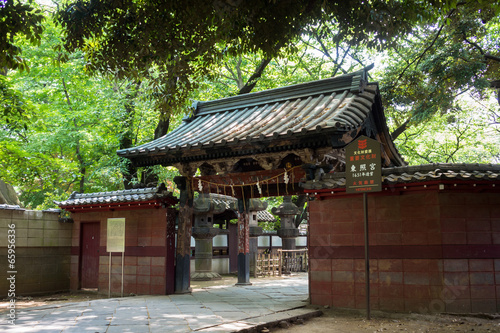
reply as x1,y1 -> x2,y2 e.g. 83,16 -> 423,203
0,207 -> 71,296
308,189 -> 500,313
70,208 -> 175,296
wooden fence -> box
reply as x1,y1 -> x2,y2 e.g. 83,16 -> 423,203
256,249 -> 308,276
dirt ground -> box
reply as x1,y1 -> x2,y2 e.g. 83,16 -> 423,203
272,306 -> 500,333
2,275 -> 499,333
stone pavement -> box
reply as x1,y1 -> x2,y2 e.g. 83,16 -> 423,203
2,273 -> 317,333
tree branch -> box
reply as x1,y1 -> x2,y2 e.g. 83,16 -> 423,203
391,117 -> 412,140
393,9 -> 455,87
462,37 -> 500,62
238,57 -> 272,94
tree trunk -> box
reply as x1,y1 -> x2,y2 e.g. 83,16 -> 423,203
120,81 -> 141,189
140,115 -> 171,186
154,115 -> 170,139
391,118 -> 411,141
238,58 -> 272,94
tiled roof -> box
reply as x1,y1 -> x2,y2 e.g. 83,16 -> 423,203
210,194 -> 276,222
55,184 -> 177,209
0,204 -> 24,211
117,66 -> 404,167
301,163 -> 500,190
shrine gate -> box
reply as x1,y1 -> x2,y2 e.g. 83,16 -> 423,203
118,66 -> 405,293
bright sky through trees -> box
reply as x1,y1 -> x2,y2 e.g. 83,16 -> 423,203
1,1 -> 499,209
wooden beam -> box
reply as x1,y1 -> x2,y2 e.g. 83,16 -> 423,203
194,166 -> 306,198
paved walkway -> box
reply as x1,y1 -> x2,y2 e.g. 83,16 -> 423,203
2,274 -> 315,333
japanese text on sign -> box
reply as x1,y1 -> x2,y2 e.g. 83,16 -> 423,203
345,136 -> 382,193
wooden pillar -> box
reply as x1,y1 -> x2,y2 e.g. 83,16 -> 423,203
228,222 -> 238,273
165,207 -> 176,295
173,176 -> 193,294
236,211 -> 251,285
249,211 -> 263,278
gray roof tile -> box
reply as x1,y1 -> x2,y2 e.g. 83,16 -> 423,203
301,163 -> 500,190
0,204 -> 24,211
55,185 -> 176,208
117,67 -> 398,166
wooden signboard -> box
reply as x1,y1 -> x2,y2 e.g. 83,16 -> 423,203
106,218 -> 125,253
106,218 -> 126,298
345,136 -> 382,194
345,135 -> 383,320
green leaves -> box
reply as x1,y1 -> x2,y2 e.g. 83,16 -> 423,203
0,0 -> 44,70
379,3 -> 500,142
55,0 -> 463,116
394,100 -> 500,164
0,19 -> 163,208
0,74 -> 32,129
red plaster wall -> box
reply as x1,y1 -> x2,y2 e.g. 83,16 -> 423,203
70,208 -> 175,295
309,190 -> 500,313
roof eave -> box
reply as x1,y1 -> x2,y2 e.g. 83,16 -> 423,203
121,127 -> 352,167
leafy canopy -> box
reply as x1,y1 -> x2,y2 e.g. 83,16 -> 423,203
56,0 -> 449,114
379,4 -> 500,140
0,0 -> 44,71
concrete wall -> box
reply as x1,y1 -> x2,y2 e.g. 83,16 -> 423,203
308,189 -> 500,313
70,208 -> 175,296
189,233 -> 308,275
0,206 -> 71,296
258,234 -> 307,249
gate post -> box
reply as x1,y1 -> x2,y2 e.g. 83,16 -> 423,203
236,210 -> 250,285
173,175 -> 194,294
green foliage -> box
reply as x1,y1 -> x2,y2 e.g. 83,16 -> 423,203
394,97 -> 500,164
55,0 -> 457,116
260,196 -> 282,231
0,19 -> 161,208
0,0 -> 45,70
0,74 -> 32,128
378,4 -> 500,139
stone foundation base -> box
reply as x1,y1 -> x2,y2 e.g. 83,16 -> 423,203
191,271 -> 222,281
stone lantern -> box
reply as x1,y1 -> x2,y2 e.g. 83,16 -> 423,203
272,196 -> 300,250
191,193 -> 226,280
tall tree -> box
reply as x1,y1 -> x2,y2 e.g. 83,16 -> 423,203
56,0 -> 458,116
0,19 -> 162,208
1,0 -> 45,126
0,0 -> 44,70
379,4 -> 500,140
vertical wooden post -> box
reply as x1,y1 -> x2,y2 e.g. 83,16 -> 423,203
165,207 -> 176,294
108,253 -> 111,298
278,249 -> 282,276
121,252 -> 124,297
174,175 -> 194,294
364,192 -> 371,320
236,204 -> 251,285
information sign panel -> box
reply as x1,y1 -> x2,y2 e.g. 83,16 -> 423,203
345,136 -> 382,193
106,218 -> 125,253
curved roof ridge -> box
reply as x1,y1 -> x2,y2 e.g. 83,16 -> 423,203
194,65 -> 372,116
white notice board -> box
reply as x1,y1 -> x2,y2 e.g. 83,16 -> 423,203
107,218 -> 125,252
